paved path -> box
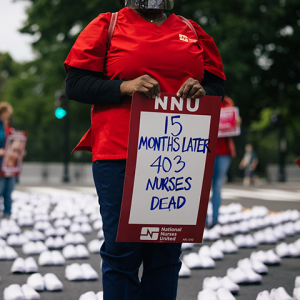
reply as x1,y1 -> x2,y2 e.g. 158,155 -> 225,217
0,183 -> 299,300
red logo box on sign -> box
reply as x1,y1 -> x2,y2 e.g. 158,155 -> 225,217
116,93 -> 222,243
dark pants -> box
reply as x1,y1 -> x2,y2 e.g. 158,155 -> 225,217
92,160 -> 182,300
0,177 -> 16,216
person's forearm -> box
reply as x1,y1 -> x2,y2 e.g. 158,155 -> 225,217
65,67 -> 124,104
202,82 -> 226,99
251,159 -> 258,169
201,70 -> 226,100
65,67 -> 226,104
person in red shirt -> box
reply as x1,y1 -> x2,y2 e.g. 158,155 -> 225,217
208,95 -> 239,227
65,1 -> 226,299
0,102 -> 15,217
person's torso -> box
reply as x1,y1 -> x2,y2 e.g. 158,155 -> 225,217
91,8 -> 205,160
104,8 -> 204,90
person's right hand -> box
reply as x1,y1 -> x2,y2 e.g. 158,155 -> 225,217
120,75 -> 161,99
0,148 -> 5,156
235,117 -> 242,126
239,160 -> 245,170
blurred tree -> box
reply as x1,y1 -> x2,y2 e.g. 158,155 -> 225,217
2,0 -> 300,163
7,0 -> 121,127
173,0 -> 300,123
172,0 -> 300,162
0,52 -> 16,102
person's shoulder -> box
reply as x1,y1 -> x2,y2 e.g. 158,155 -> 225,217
89,7 -> 130,26
90,12 -> 112,26
184,19 -> 201,29
173,15 -> 211,38
179,17 -> 205,33
81,12 -> 114,35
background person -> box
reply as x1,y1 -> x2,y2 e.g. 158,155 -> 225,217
64,0 -> 226,299
0,102 -> 15,217
208,95 -> 240,227
239,143 -> 259,187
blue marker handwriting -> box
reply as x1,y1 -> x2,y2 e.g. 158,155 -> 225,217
150,155 -> 186,174
138,136 -> 210,153
146,176 -> 192,192
140,113 -> 207,212
150,196 -> 186,210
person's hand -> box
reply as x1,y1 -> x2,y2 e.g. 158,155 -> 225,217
176,78 -> 206,99
235,117 -> 242,126
239,160 -> 245,170
250,159 -> 258,171
0,148 -> 5,156
120,75 -> 161,99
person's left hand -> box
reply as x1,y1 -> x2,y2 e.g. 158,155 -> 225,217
176,78 -> 206,99
235,117 -> 242,126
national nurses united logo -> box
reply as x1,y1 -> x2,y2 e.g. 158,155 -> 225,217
140,227 -> 160,241
179,34 -> 197,43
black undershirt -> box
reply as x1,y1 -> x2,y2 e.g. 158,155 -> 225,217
65,67 -> 225,104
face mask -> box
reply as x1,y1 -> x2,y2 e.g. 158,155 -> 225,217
126,0 -> 174,10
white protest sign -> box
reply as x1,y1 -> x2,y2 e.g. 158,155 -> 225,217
117,93 -> 221,243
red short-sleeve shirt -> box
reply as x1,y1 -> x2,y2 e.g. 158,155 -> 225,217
64,8 -> 225,161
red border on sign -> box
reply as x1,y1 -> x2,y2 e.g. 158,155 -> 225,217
1,131 -> 28,177
116,93 -> 221,243
218,107 -> 241,138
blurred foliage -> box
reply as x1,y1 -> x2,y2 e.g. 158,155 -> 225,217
0,0 -> 299,166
